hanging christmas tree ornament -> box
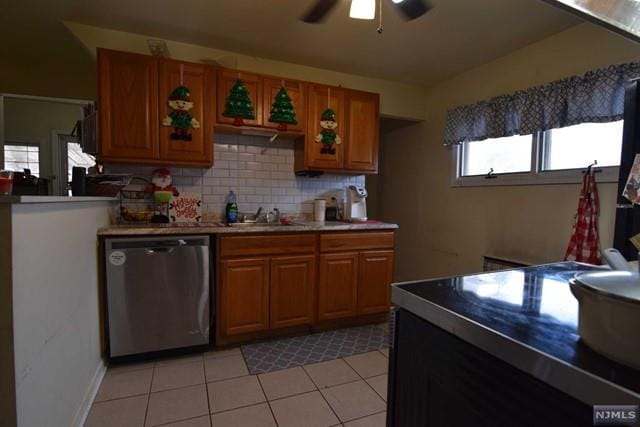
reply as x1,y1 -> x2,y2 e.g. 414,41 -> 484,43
268,84 -> 298,131
223,79 -> 255,126
315,108 -> 341,155
162,66 -> 200,141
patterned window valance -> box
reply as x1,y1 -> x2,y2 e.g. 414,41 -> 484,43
443,62 -> 640,145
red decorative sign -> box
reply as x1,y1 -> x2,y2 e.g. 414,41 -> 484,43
169,193 -> 202,223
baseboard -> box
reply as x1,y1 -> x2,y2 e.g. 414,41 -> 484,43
72,359 -> 107,427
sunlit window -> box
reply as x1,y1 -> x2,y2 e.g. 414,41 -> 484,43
4,143 -> 40,176
542,121 -> 623,171
461,135 -> 532,176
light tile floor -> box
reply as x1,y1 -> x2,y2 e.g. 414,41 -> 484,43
85,348 -> 388,427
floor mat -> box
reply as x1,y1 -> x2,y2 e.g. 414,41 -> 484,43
241,323 -> 390,374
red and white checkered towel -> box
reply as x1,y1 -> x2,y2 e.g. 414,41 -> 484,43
564,169 -> 601,264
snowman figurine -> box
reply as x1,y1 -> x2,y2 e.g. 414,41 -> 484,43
162,85 -> 200,141
315,108 -> 342,154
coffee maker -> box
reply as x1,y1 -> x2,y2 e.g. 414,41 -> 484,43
345,185 -> 368,221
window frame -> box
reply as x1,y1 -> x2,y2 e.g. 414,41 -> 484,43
452,128 -> 620,187
3,138 -> 42,177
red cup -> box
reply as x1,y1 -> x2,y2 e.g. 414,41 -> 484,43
0,171 -> 14,195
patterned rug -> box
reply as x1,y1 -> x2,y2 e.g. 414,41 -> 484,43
241,323 -> 390,374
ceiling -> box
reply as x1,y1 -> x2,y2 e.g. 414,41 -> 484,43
2,0 -> 580,98
63,0 -> 580,86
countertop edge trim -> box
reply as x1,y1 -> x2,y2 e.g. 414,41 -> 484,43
391,285 -> 640,405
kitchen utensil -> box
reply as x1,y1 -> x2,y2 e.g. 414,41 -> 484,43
314,199 -> 326,222
601,247 -> 635,272
570,270 -> 640,369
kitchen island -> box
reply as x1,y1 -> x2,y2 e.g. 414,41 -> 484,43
388,262 -> 640,427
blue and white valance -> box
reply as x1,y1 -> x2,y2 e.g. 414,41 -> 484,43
443,62 -> 640,145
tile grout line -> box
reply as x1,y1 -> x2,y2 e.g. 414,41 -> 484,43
256,373 -> 280,427
142,361 -> 156,427
301,364 -> 346,425
340,355 -> 389,407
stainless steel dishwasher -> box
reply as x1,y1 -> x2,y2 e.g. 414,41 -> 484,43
105,235 -> 211,357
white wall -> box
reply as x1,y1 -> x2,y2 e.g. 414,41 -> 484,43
11,201 -> 113,427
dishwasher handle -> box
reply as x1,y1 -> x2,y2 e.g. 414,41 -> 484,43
144,239 -> 187,255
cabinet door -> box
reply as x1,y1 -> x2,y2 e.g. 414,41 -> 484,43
317,252 -> 358,321
158,60 -> 214,166
270,255 -> 315,329
306,84 -> 345,170
263,77 -> 306,133
345,90 -> 379,172
216,69 -> 263,127
221,257 -> 270,336
98,49 -> 159,161
357,250 -> 393,315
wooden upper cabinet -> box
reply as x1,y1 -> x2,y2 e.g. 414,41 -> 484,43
317,252 -> 358,321
305,84 -> 346,170
270,255 -> 315,329
221,257 -> 270,336
216,69 -> 262,127
345,90 -> 379,172
158,60 -> 214,166
98,49 -> 159,161
263,78 -> 306,133
357,250 -> 394,315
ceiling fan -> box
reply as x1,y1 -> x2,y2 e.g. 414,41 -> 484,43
301,0 -> 432,24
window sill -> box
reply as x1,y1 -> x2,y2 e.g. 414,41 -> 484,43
452,168 -> 619,187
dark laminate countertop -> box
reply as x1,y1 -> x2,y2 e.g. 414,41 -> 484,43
391,261 -> 640,405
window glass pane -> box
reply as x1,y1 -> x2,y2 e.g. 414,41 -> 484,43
543,121 -> 623,171
4,144 -> 40,177
67,142 -> 95,182
462,134 -> 532,176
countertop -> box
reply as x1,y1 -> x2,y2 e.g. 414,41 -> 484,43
392,262 -> 640,405
98,220 -> 398,236
0,195 -> 117,204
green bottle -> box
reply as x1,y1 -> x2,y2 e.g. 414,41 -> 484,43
225,190 -> 238,224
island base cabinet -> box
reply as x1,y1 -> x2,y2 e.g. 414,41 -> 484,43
388,309 -> 591,427
220,257 -> 270,336
270,255 -> 315,329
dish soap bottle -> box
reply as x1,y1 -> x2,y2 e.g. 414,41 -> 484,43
225,190 -> 238,224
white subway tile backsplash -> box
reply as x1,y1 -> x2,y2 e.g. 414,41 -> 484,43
106,134 -> 365,215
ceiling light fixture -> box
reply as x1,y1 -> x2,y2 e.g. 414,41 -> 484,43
349,0 -> 376,20
391,0 -> 405,3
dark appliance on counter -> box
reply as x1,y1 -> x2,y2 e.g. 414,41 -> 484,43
11,169 -> 49,195
71,166 -> 87,196
104,235 -> 213,358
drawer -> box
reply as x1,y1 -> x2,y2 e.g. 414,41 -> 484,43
219,234 -> 316,257
320,231 -> 394,252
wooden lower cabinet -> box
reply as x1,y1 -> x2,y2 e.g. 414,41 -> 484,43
317,252 -> 359,321
357,250 -> 394,315
270,255 -> 315,329
220,257 -> 270,336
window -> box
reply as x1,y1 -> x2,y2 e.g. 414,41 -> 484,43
4,143 -> 40,176
461,134 -> 533,176
542,121 -> 623,171
455,120 -> 623,186
67,142 -> 95,183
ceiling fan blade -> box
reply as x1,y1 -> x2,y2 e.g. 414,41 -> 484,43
300,0 -> 340,23
393,0 -> 432,21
